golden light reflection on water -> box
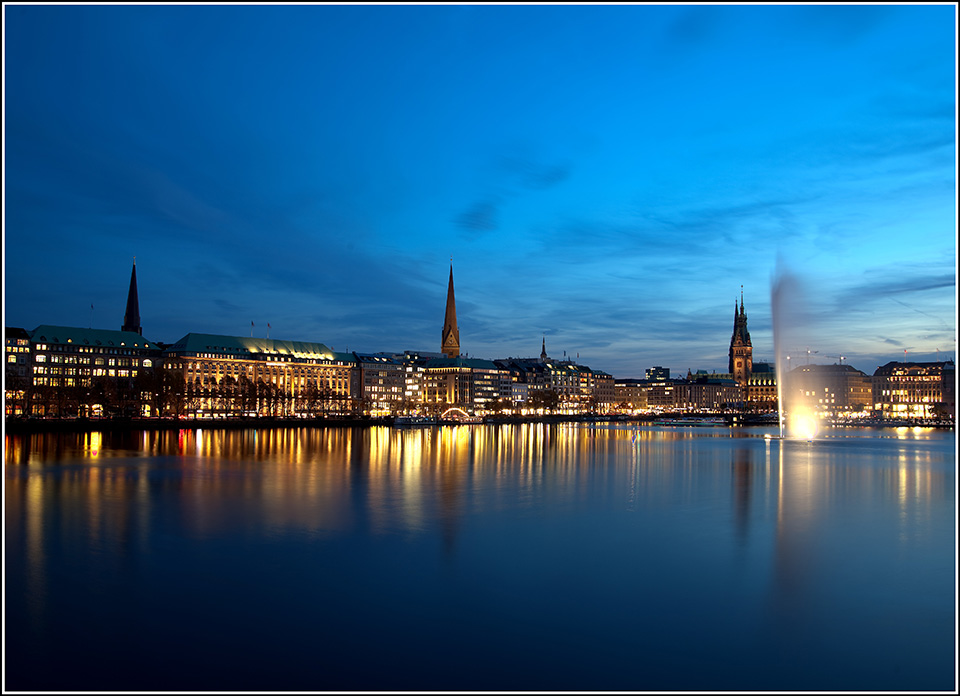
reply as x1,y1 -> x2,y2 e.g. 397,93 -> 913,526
4,426 -> 952,555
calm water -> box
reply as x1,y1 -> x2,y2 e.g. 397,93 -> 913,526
4,424 -> 956,691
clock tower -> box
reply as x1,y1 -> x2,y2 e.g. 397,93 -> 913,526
728,289 -> 752,387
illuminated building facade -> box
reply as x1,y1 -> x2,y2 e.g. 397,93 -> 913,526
745,362 -> 777,412
5,327 -> 32,416
352,353 -> 405,416
645,380 -> 676,410
422,356 -> 507,414
494,343 -> 614,413
872,361 -> 955,420
646,366 -> 670,381
162,333 -> 355,418
592,370 -> 616,411
612,375 -> 740,413
674,376 -> 742,411
615,379 -> 648,412
782,363 -> 872,415
21,325 -> 163,417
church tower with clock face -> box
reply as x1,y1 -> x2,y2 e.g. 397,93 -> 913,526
728,289 -> 753,387
441,264 -> 460,359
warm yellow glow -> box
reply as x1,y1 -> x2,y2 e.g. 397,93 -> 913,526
86,431 -> 102,458
787,410 -> 819,440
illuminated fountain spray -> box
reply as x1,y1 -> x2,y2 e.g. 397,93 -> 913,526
770,263 -> 819,440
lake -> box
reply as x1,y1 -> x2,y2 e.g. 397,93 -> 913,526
4,423 -> 956,691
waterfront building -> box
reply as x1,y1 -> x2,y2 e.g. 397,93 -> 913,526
352,352 -> 405,416
612,374 -> 740,414
22,325 -> 163,417
397,352 -> 432,411
422,356 -> 508,415
494,359 -> 540,411
615,378 -> 648,412
592,370 -> 616,412
162,333 -> 355,418
745,362 -> 777,412
675,375 -> 742,412
5,327 -> 32,416
509,381 -> 529,406
5,260 -> 166,417
872,361 -> 955,420
545,361 -> 583,406
495,340 -> 614,414
782,363 -> 872,416
645,379 -> 677,411
728,291 -> 753,387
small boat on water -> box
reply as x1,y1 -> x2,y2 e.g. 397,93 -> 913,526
393,416 -> 437,427
653,417 -> 727,427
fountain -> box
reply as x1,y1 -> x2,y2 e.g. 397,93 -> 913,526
770,262 -> 820,440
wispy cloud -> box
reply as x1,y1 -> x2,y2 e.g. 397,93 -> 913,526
455,199 -> 500,234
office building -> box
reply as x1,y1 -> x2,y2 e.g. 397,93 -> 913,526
872,361 -> 955,420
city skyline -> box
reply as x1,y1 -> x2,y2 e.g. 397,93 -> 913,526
3,4 -> 956,378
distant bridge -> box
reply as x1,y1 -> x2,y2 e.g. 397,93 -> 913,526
440,407 -> 477,422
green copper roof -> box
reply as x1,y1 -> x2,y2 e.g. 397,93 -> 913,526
30,325 -> 161,350
164,332 -> 348,361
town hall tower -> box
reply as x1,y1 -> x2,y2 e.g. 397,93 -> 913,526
728,289 -> 752,387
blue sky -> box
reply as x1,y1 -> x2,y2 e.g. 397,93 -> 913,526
3,3 -> 956,378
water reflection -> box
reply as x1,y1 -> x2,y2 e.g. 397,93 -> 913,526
4,424 -> 954,691
6,426 -> 953,543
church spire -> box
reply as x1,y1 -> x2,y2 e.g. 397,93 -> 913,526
121,257 -> 141,336
541,335 -> 548,362
729,287 -> 752,386
441,263 -> 460,359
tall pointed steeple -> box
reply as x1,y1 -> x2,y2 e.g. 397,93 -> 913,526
441,263 -> 460,359
122,258 -> 141,335
728,286 -> 752,386
541,335 -> 548,362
